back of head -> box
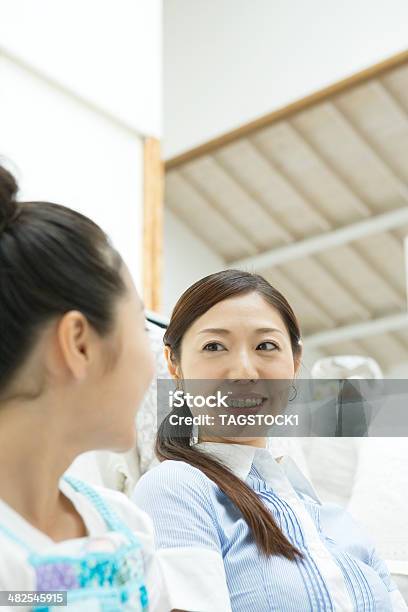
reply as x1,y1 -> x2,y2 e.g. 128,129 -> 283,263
0,164 -> 126,397
0,166 -> 18,232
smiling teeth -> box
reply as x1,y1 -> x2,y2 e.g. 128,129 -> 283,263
227,398 -> 264,408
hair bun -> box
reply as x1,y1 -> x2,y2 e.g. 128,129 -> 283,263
0,166 -> 18,232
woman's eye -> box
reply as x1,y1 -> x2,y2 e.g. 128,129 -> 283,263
203,342 -> 225,352
257,341 -> 279,351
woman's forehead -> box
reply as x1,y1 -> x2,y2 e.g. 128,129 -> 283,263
187,293 -> 288,335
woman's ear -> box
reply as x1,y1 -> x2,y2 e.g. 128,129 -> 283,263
56,311 -> 93,381
164,345 -> 182,379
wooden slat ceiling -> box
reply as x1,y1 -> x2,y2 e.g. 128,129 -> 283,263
165,54 -> 408,373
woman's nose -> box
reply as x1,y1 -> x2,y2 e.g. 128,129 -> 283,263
228,351 -> 259,381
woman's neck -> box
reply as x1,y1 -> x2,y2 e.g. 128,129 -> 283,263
198,435 -> 268,448
0,400 -> 83,537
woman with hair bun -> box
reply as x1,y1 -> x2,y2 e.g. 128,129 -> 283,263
0,164 -> 170,610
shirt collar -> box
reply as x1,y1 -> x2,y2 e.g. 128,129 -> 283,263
196,441 -> 321,504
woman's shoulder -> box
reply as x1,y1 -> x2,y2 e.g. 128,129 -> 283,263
133,459 -> 218,509
89,483 -> 156,535
137,459 -> 214,487
0,535 -> 34,589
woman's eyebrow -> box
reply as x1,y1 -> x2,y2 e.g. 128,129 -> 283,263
197,327 -> 285,335
197,328 -> 230,335
255,327 -> 285,335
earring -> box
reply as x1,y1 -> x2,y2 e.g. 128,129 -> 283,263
289,384 -> 297,402
190,424 -> 199,446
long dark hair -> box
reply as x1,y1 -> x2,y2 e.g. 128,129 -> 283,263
0,164 -> 126,397
156,269 -> 303,559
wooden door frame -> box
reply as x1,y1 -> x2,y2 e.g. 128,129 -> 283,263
143,137 -> 163,312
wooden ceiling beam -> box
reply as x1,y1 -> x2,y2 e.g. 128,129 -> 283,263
230,207 -> 408,270
304,311 -> 408,348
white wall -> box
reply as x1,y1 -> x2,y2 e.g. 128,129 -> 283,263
164,0 -> 408,158
163,209 -> 225,315
0,0 -> 162,291
0,54 -> 144,287
0,0 -> 162,137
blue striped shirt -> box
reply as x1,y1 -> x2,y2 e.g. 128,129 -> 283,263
133,443 -> 406,611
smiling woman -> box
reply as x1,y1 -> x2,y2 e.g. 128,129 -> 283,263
132,269 -> 407,612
